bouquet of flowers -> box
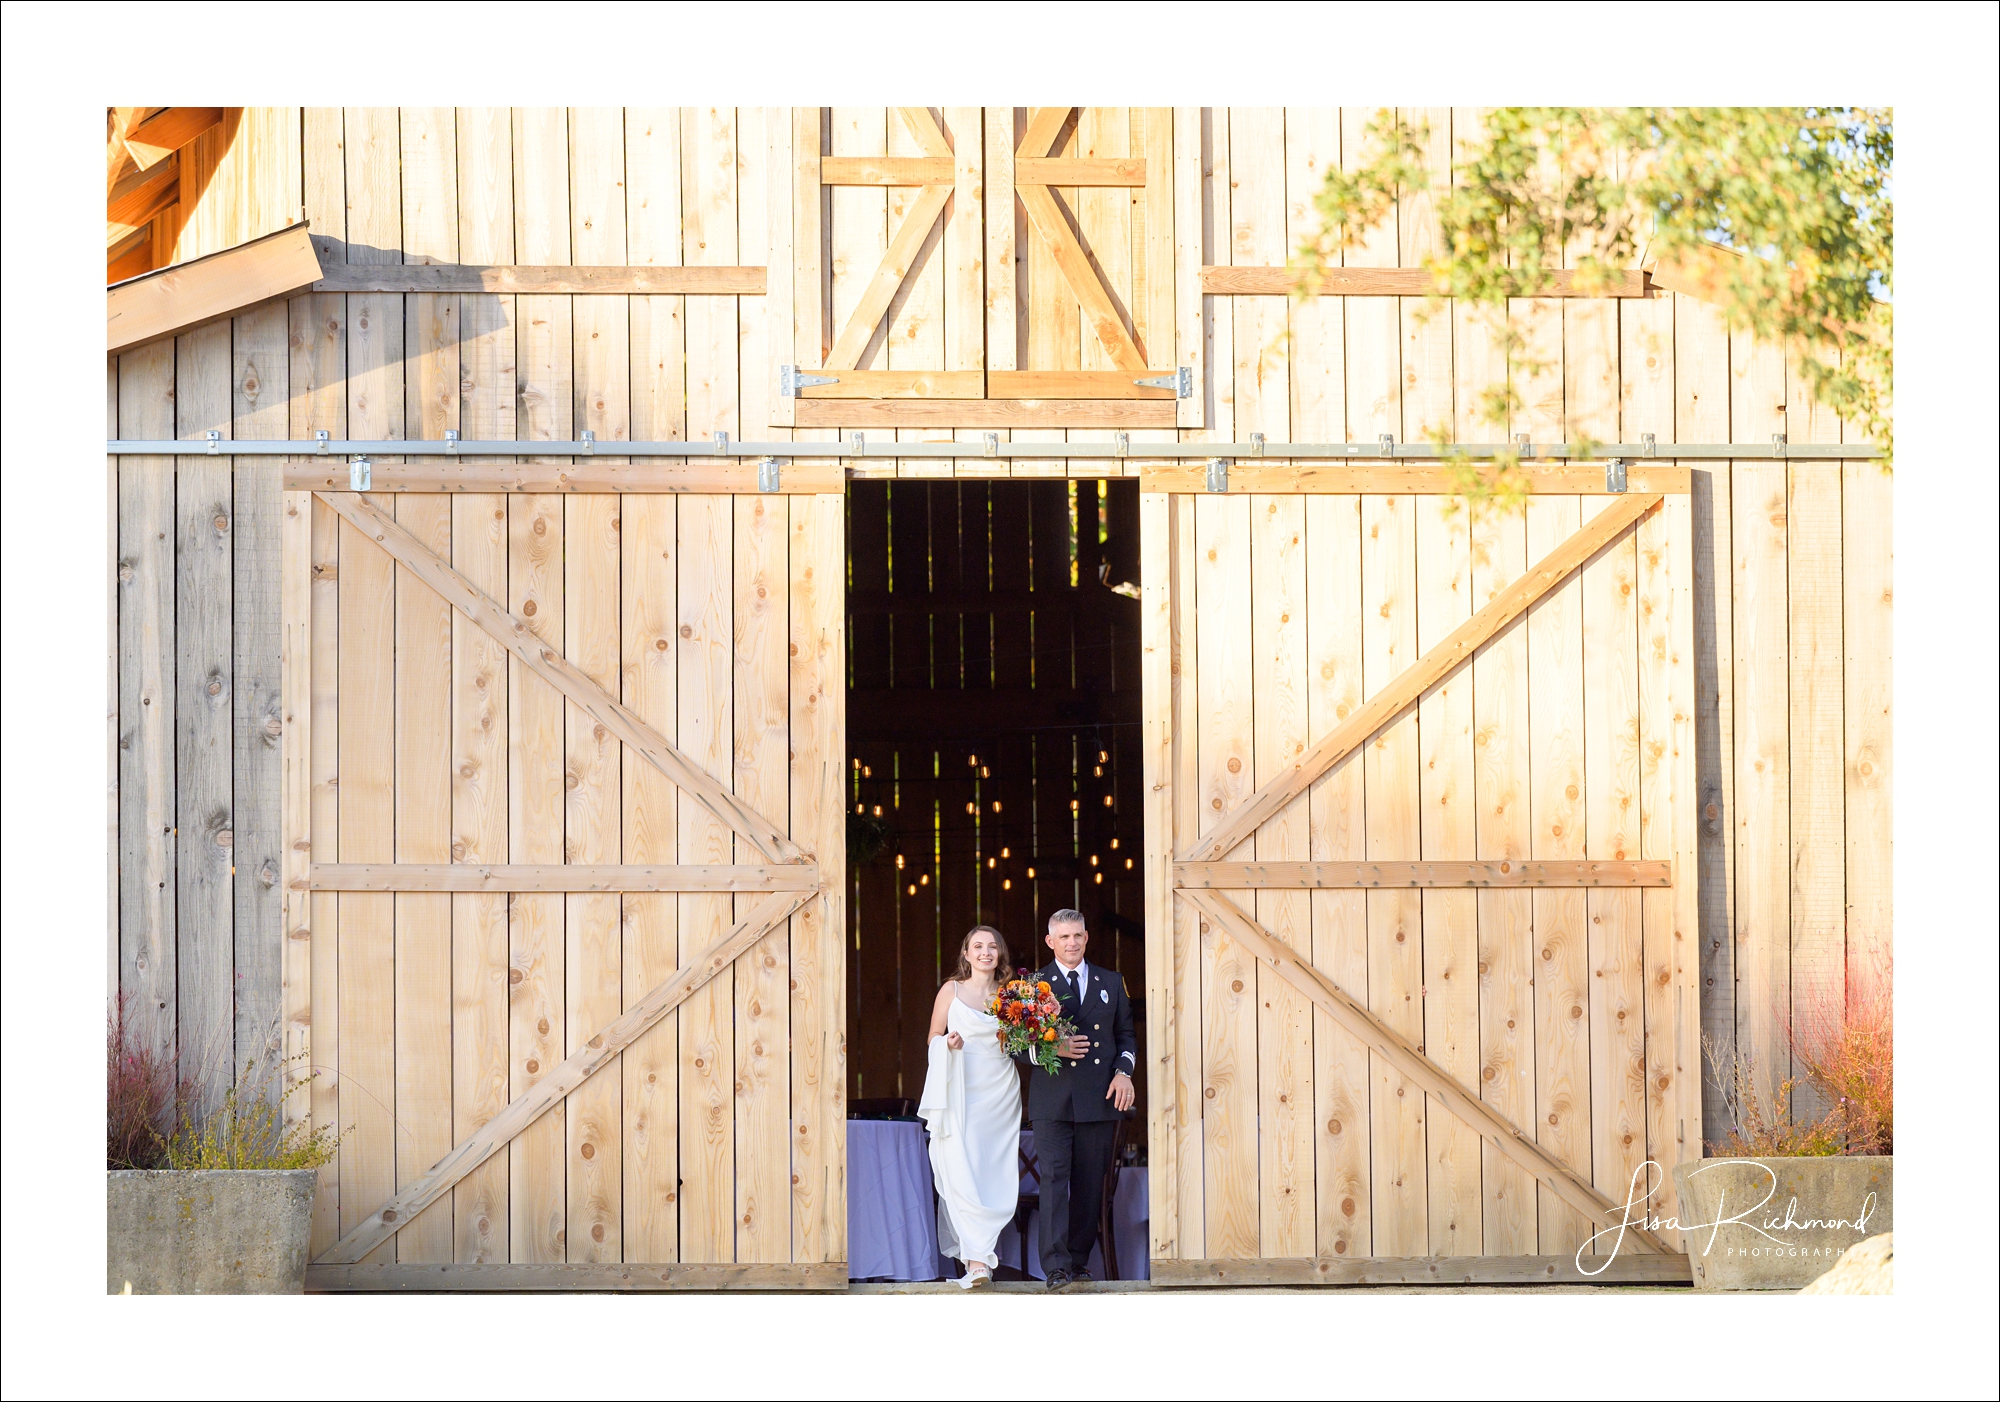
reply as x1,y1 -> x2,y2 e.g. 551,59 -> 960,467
989,972 -> 1076,1075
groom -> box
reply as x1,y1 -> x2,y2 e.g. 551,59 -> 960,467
1017,908 -> 1137,1290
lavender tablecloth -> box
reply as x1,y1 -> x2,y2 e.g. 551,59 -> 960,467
846,1121 -> 1149,1282
846,1119 -> 951,1281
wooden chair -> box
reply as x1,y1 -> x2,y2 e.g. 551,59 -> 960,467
1010,1137 -> 1041,1272
1095,1117 -> 1124,1281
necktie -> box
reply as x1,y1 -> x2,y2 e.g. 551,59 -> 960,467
1065,969 -> 1079,1001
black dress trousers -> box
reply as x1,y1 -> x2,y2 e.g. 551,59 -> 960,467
1033,1115 -> 1116,1276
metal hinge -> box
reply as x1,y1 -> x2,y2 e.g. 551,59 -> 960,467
445,429 -> 461,455
983,432 -> 1000,457
1205,458 -> 1229,493
315,429 -> 332,455
1772,432 -> 1787,458
348,457 -> 372,492
1379,433 -> 1395,459
1134,367 -> 1193,398
713,430 -> 730,456
779,365 -> 839,398
1641,432 -> 1657,457
205,429 -> 223,455
757,456 -> 782,493
1114,432 -> 1130,458
1606,458 -> 1629,493
579,429 -> 596,456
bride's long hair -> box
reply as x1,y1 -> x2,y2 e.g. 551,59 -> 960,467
947,924 -> 1012,986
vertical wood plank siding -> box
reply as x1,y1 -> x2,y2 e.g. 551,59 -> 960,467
112,108 -> 1888,1271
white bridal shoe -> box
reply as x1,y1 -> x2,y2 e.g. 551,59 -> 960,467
957,1264 -> 992,1290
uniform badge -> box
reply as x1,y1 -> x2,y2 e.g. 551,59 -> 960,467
1100,988 -> 1109,1003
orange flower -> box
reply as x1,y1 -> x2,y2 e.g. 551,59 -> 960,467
1042,1028 -> 1056,1041
1037,981 -> 1051,995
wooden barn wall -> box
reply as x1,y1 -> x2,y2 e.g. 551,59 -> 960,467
111,107 -> 1891,1165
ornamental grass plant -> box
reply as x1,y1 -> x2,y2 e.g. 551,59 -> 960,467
1705,958 -> 1892,1158
153,1058 -> 343,1171
108,997 -> 343,1171
107,994 -> 199,1170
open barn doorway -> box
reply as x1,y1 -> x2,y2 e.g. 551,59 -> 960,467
844,477 -> 1148,1284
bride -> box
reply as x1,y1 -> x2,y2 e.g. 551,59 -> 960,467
917,924 -> 1022,1289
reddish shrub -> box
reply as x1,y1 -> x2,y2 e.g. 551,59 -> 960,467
1706,953 -> 1892,1158
1787,954 -> 1893,1155
107,994 -> 197,1169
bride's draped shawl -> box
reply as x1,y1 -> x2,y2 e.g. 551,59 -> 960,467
917,1033 -> 963,1139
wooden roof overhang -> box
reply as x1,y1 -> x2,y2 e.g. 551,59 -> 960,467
108,222 -> 323,355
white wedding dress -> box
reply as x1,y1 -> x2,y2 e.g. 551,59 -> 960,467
917,989 -> 1022,1276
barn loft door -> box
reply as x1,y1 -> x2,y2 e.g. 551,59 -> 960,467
280,482 -> 846,1289
786,107 -> 1190,425
1138,477 -> 1700,1282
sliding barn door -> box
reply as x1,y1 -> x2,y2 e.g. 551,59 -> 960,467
1139,475 -> 1700,1279
785,106 -> 1195,428
281,482 -> 846,1287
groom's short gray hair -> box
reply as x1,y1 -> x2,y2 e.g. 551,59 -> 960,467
1048,908 -> 1087,932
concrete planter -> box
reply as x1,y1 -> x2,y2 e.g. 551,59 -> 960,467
108,1169 -> 317,1294
1671,1156 -> 1891,1291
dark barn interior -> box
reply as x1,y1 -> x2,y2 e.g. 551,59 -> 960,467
844,477 -> 1146,1131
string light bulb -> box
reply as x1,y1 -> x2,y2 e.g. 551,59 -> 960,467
872,805 -> 883,816
862,765 -> 871,778
895,854 -> 905,869
991,800 -> 1001,813
1109,838 -> 1119,850
1099,750 -> 1109,763
981,766 -> 990,778
907,883 -> 917,895
1125,857 -> 1134,869
987,857 -> 996,869
1026,867 -> 1036,879
1069,799 -> 1079,811
1003,878 -> 1012,890
965,802 -> 976,814
856,803 -> 865,815
1093,765 -> 1103,777
920,873 -> 929,886
1093,873 -> 1102,884
1000,847 -> 1010,859
1090,854 -> 1099,867
1102,795 -> 1113,807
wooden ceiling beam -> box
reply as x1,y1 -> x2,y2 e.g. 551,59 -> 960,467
107,152 -> 179,245
107,225 -> 154,285
121,106 -> 224,171
107,106 -> 146,194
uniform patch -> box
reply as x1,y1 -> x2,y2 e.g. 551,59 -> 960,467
1100,988 -> 1109,1003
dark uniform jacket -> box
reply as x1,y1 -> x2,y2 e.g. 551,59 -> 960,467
1014,961 -> 1137,1123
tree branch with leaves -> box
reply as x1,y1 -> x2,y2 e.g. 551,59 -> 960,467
1298,108 -> 1891,509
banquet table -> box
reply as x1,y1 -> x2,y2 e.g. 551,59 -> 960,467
847,1118 -> 1148,1282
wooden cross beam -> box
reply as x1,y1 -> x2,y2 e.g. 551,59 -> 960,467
316,492 -> 805,864
1180,886 -> 1672,1255
318,886 -> 817,1264
1174,860 -> 1673,889
303,863 -> 822,893
1180,492 -> 1663,863
1011,104 -> 1147,374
